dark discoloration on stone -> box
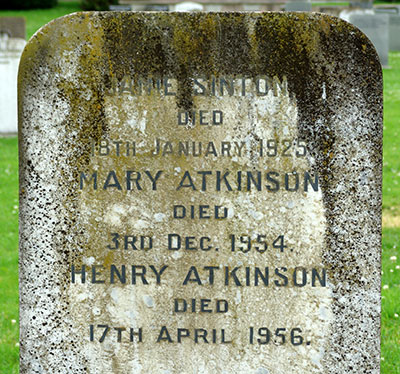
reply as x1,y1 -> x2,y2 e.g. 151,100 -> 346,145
19,12 -> 381,374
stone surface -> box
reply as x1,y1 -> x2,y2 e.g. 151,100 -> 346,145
0,17 -> 25,39
173,2 -> 204,11
0,23 -> 25,134
284,1 -> 312,12
375,7 -> 400,51
341,10 -> 389,66
389,14 -> 400,51
19,12 -> 382,374
109,5 -> 132,11
349,0 -> 373,9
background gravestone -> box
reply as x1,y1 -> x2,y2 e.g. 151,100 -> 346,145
284,0 -> 311,12
19,12 -> 382,374
389,14 -> 400,51
173,2 -> 204,11
0,17 -> 25,39
0,17 -> 25,134
375,6 -> 400,51
340,11 -> 389,66
350,0 -> 373,9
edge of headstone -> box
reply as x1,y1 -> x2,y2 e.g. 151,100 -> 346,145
18,11 -> 383,75
321,11 -> 384,69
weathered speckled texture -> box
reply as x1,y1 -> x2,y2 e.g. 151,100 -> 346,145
19,12 -> 382,374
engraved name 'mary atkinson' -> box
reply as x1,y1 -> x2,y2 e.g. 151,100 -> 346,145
19,12 -> 382,374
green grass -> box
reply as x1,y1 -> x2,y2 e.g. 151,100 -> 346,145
0,138 -> 19,374
381,228 -> 400,372
381,53 -> 400,373
383,53 -> 400,217
0,1 -> 81,40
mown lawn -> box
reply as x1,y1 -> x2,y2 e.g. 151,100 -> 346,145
0,137 -> 18,374
0,1 -> 81,40
0,2 -> 400,372
381,52 -> 400,373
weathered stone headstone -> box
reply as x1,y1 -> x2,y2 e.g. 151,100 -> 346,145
0,17 -> 25,134
109,5 -> 132,11
375,6 -> 400,51
173,2 -> 204,11
389,14 -> 400,51
284,0 -> 311,12
350,0 -> 373,9
19,12 -> 382,374
341,10 -> 389,66
0,17 -> 25,39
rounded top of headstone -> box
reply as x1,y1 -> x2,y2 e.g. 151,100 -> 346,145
18,11 -> 382,135
21,12 -> 381,73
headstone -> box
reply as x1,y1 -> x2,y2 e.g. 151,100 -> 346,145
284,0 -> 311,11
173,1 -> 204,11
243,4 -> 263,11
375,7 -> 400,51
109,5 -> 132,11
389,14 -> 400,50
204,4 -> 223,11
374,6 -> 399,14
144,5 -> 170,11
0,17 -> 25,39
349,0 -> 373,9
129,2 -> 170,11
19,12 -> 382,374
0,17 -> 26,134
340,10 -> 389,66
